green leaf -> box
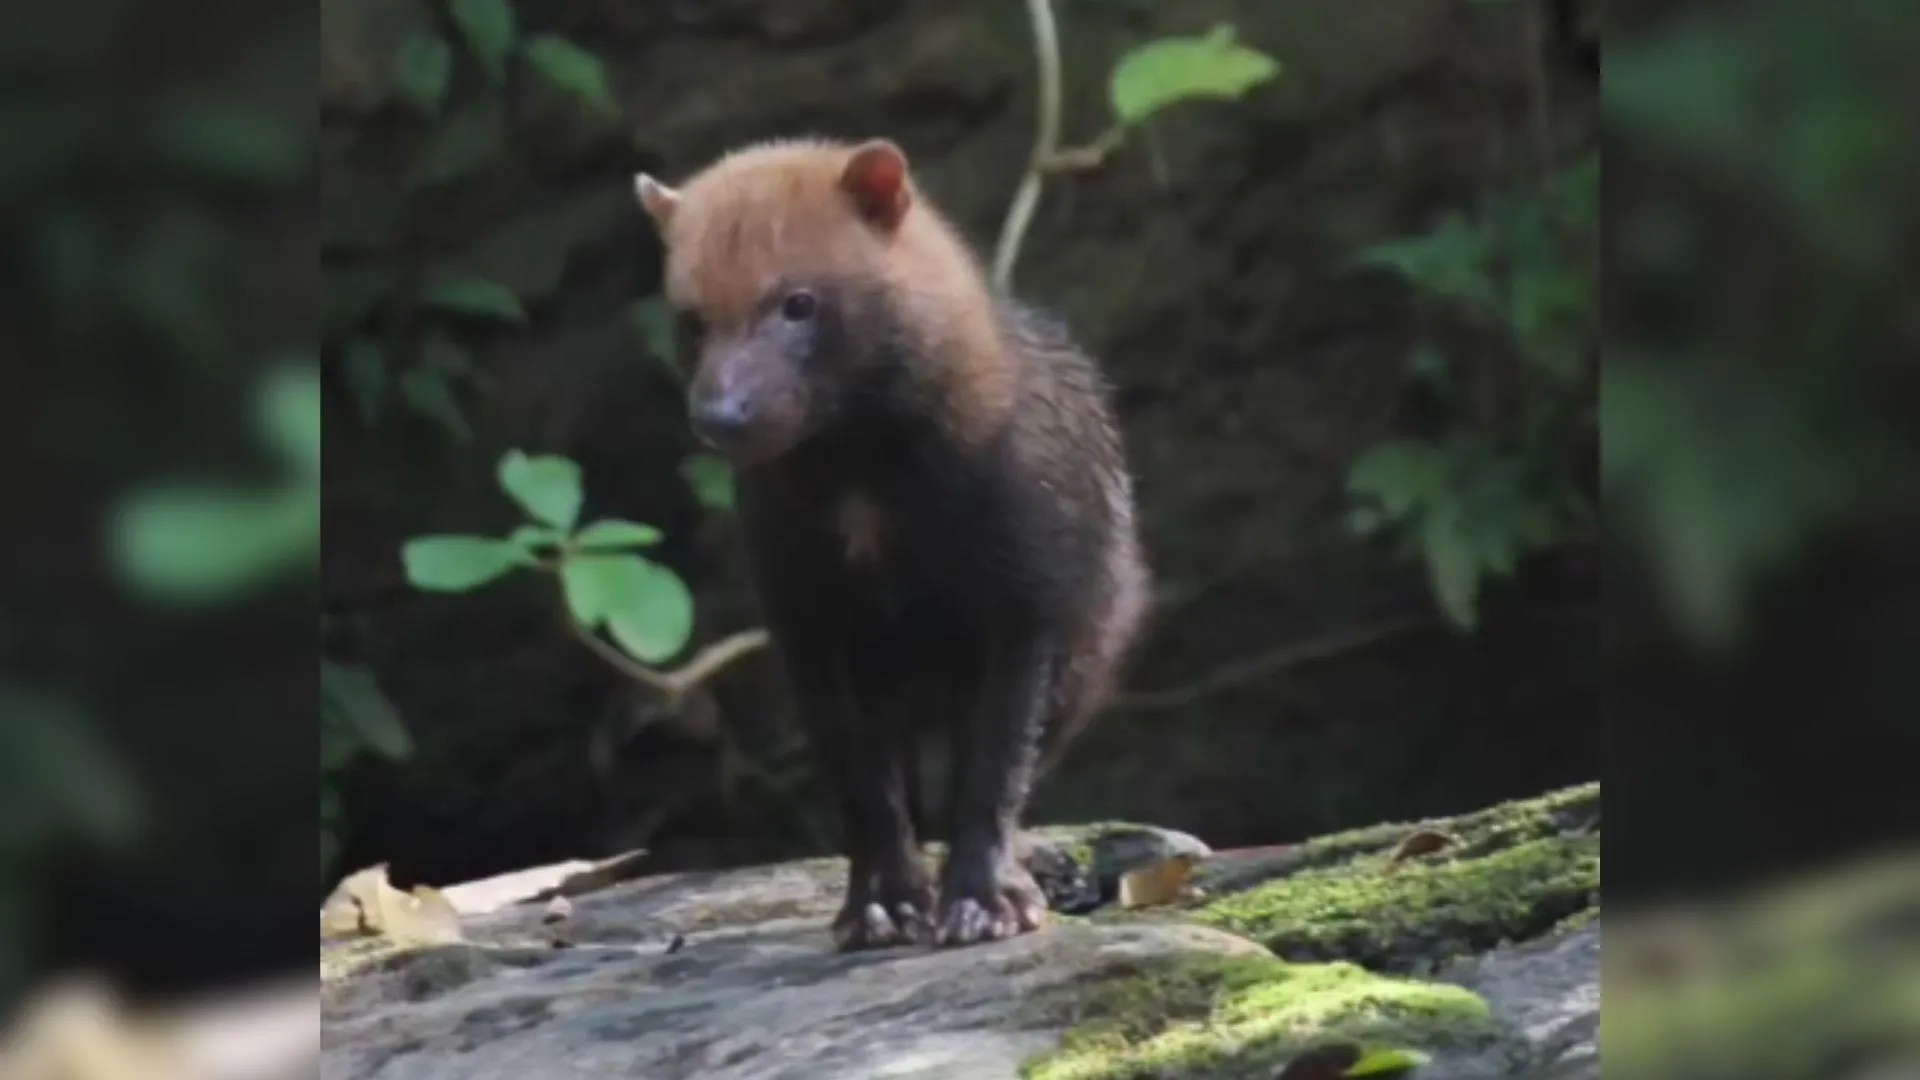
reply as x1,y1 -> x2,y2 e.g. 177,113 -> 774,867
1422,513 -> 1483,631
1347,440 -> 1448,520
575,519 -> 664,550
399,367 -> 472,441
393,33 -> 453,115
1344,1048 -> 1431,1076
114,485 -> 317,603
407,102 -> 502,188
498,449 -> 583,529
1355,214 -> 1496,311
680,453 -> 735,513
562,555 -> 694,662
320,662 -> 412,761
343,338 -> 387,425
421,276 -> 526,322
607,563 -> 693,663
401,536 -> 526,591
632,296 -> 679,378
449,0 -> 516,80
559,552 -> 649,628
508,524 -> 567,551
1509,263 -> 1590,379
153,100 -> 305,185
0,686 -> 141,850
1109,24 -> 1280,124
257,363 -> 321,477
523,35 -> 619,118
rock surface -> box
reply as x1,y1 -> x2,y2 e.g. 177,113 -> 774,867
323,788 -> 1598,1079
1442,924 -> 1599,1080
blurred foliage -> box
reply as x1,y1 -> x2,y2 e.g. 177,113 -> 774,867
1604,852 -> 1920,1080
321,662 -> 413,878
402,450 -> 696,665
322,0 -> 736,498
1346,157 -> 1597,630
320,0 -> 752,885
323,0 -> 616,441
0,687 -> 140,1000
104,363 -> 397,883
113,364 -> 319,604
1603,0 -> 1920,654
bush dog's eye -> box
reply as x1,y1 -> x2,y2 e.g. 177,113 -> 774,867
781,290 -> 818,322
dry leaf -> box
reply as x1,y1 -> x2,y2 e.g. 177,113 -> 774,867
1386,829 -> 1456,867
320,863 -> 393,939
1118,853 -> 1199,909
317,863 -> 463,945
399,885 -> 465,945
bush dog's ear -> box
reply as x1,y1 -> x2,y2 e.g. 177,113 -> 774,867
634,174 -> 681,228
840,139 -> 912,232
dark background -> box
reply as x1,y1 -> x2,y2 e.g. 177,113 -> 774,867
320,0 -> 1599,890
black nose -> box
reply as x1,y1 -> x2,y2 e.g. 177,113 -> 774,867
691,395 -> 752,449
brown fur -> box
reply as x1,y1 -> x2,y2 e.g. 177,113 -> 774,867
650,138 -> 1017,448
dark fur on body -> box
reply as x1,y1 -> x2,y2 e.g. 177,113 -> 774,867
635,139 -> 1148,948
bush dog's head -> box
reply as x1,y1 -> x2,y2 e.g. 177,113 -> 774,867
635,138 -> 1007,464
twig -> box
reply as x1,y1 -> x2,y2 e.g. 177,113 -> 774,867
1111,616 -> 1444,712
990,0 -> 1134,290
1042,125 -> 1127,174
991,0 -> 1064,291
568,620 -> 770,707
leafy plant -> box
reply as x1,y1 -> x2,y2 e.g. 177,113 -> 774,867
402,450 -> 695,664
449,0 -> 516,81
320,661 -> 412,877
324,0 -> 620,440
1345,157 -> 1597,630
991,8 -> 1281,287
393,34 -> 454,115
523,35 -> 619,118
105,363 -> 405,880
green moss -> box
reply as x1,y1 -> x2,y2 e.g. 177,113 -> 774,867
1195,831 -> 1598,972
1603,854 -> 1920,1080
1552,904 -> 1600,935
1188,783 -> 1600,973
1020,952 -> 1496,1080
321,934 -> 408,984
